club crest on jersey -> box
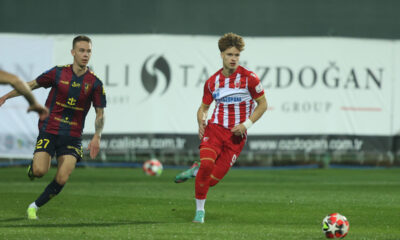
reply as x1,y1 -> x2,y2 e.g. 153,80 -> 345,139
84,83 -> 91,94
235,79 -> 241,88
203,137 -> 209,142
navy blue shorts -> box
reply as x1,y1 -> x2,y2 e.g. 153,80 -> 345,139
34,131 -> 83,162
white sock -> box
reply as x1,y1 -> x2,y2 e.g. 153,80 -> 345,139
29,202 -> 38,210
193,168 -> 199,176
196,199 -> 206,211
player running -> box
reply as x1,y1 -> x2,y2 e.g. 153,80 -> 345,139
0,35 -> 106,220
174,33 -> 268,223
0,70 -> 49,120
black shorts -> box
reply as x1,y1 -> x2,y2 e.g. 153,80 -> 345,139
34,131 -> 83,162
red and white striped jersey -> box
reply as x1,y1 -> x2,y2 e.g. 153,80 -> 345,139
202,65 -> 265,129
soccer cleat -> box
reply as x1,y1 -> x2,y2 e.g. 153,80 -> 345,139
192,210 -> 205,223
27,207 -> 38,220
174,162 -> 200,183
27,162 -> 35,181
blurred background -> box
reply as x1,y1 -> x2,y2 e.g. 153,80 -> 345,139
1,0 -> 400,168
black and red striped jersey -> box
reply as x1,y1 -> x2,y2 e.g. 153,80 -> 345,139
36,65 -> 106,137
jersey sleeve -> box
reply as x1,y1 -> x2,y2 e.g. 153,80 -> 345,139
92,80 -> 107,108
202,80 -> 213,105
248,72 -> 264,100
36,67 -> 57,88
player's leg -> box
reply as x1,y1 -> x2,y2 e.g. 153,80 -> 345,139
27,133 -> 56,219
209,148 -> 238,187
209,134 -> 245,187
27,136 -> 81,220
28,155 -> 77,219
175,124 -> 221,184
26,152 -> 53,219
193,147 -> 220,223
35,136 -> 81,207
174,162 -> 200,183
28,152 -> 52,178
54,154 -> 77,185
28,133 -> 55,180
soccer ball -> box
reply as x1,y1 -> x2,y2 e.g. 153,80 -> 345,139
142,159 -> 163,176
322,213 -> 350,238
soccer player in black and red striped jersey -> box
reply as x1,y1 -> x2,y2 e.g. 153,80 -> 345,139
0,35 -> 106,220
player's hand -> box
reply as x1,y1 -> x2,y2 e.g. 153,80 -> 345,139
198,120 -> 206,139
0,96 -> 6,107
27,103 -> 49,121
231,124 -> 247,137
87,134 -> 101,159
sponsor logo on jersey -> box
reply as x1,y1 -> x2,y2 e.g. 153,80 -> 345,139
67,97 -> 77,106
220,96 -> 242,103
71,82 -> 81,88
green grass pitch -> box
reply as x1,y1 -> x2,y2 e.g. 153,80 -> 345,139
0,167 -> 399,240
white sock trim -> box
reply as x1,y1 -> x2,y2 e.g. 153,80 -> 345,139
29,202 -> 38,210
196,199 -> 206,211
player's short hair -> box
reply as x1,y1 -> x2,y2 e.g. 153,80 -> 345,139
218,33 -> 245,52
72,35 -> 92,48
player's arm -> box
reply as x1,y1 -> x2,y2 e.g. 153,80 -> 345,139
0,72 -> 48,120
87,107 -> 105,159
231,94 -> 268,136
0,78 -> 41,102
197,103 -> 210,140
249,94 -> 268,124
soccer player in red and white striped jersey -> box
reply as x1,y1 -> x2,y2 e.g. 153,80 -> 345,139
175,33 -> 268,223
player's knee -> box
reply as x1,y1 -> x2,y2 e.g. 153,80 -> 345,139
33,165 -> 48,177
55,174 -> 70,185
199,159 -> 214,172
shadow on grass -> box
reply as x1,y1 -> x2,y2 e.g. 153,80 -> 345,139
0,220 -> 161,228
0,218 -> 25,222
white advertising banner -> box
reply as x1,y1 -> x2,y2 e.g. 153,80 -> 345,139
0,34 -> 53,158
53,35 -> 394,136
392,42 -> 400,136
0,34 -> 397,158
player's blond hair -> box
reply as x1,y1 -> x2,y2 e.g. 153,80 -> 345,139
218,33 -> 245,52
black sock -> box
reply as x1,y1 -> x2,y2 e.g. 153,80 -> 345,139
35,179 -> 64,207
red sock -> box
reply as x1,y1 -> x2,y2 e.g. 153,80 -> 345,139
195,148 -> 217,199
